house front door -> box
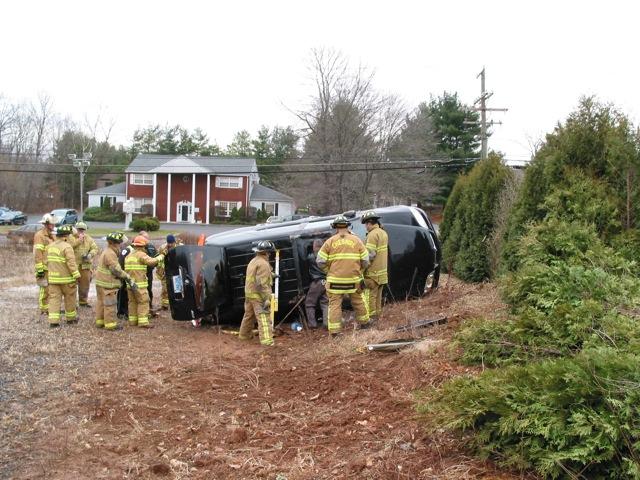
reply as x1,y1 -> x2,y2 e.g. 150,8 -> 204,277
176,201 -> 193,223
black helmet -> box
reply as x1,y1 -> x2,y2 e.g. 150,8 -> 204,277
107,231 -> 125,244
361,210 -> 381,224
56,225 -> 73,236
331,215 -> 351,228
252,240 -> 275,253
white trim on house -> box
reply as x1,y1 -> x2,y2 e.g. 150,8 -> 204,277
215,176 -> 243,189
131,173 -> 154,185
191,173 -> 196,220
206,174 -> 211,224
167,173 -> 172,222
176,201 -> 193,222
214,200 -> 242,218
152,174 -> 157,218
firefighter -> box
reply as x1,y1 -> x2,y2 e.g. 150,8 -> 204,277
46,225 -> 80,327
124,235 -> 164,328
305,239 -> 328,328
317,215 -> 370,336
138,230 -> 158,313
361,210 -> 389,324
238,240 -> 275,346
156,234 -> 182,310
73,222 -> 99,307
34,213 -> 56,314
95,232 -> 136,331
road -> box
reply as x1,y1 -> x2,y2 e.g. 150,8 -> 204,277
25,215 -> 243,237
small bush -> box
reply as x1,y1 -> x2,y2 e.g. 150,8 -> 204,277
256,209 -> 269,223
129,216 -> 160,232
83,206 -> 124,222
229,207 -> 247,224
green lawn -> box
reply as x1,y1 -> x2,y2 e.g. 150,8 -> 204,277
0,225 -> 185,241
87,228 -> 179,240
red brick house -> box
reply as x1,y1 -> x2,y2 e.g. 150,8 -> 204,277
125,154 -> 294,223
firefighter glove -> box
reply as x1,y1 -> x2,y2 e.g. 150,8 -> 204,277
263,298 -> 271,310
130,281 -> 139,292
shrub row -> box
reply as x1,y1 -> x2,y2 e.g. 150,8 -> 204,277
129,216 -> 160,232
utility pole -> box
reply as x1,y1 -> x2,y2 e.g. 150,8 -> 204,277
474,68 -> 507,159
68,151 -> 92,216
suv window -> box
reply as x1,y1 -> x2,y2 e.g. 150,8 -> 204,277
379,211 -> 419,226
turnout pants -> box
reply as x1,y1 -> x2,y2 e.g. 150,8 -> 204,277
364,278 -> 385,320
37,274 -> 49,314
239,299 -> 273,346
95,286 -> 119,330
128,287 -> 151,327
78,269 -> 92,305
160,277 -> 169,308
305,279 -> 328,327
327,289 -> 369,333
48,283 -> 77,325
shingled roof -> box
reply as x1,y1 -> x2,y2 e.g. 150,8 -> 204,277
87,182 -> 126,195
126,153 -> 258,174
250,184 -> 294,202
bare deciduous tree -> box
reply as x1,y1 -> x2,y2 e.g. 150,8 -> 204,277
292,49 -> 412,213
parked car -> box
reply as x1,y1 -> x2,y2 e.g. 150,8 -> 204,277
0,209 -> 27,225
165,205 -> 441,323
7,223 -> 40,245
51,209 -> 78,226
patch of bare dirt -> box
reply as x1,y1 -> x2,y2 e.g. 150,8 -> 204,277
1,247 -> 527,479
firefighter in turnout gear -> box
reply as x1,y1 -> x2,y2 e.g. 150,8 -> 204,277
95,232 -> 133,330
361,210 -> 389,324
124,236 -> 164,328
73,222 -> 99,307
46,225 -> 80,327
156,234 -> 182,310
239,240 -> 275,346
317,215 -> 370,335
34,213 -> 56,314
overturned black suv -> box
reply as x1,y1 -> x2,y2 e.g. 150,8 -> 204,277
164,205 -> 441,323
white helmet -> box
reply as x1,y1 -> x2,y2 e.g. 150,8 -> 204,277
40,213 -> 58,225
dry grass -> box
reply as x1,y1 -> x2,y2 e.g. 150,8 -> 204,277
0,248 -> 524,480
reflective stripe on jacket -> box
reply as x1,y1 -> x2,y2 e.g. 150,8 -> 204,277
124,248 -> 161,288
95,245 -> 126,289
33,228 -> 54,273
317,231 -> 369,294
364,224 -> 389,284
244,254 -> 273,301
74,234 -> 99,270
46,239 -> 80,284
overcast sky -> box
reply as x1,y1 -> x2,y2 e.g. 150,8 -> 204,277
2,0 -> 638,160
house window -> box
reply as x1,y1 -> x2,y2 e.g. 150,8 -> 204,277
261,202 -> 278,215
215,201 -> 242,217
215,176 -> 243,189
130,173 -> 154,185
131,198 -> 153,213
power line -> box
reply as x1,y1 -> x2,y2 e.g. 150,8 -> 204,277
0,162 -> 475,176
0,156 -> 479,168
